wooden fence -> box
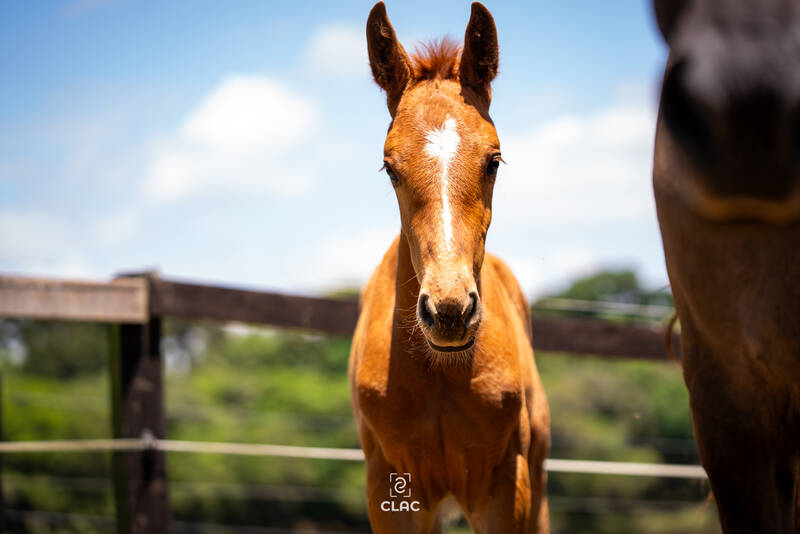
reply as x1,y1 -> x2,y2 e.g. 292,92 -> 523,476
0,273 -> 680,534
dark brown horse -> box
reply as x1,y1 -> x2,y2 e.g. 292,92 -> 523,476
652,1 -> 800,532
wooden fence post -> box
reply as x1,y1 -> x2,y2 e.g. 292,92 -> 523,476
109,274 -> 170,534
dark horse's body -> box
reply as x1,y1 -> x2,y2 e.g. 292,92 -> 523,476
652,1 -> 800,532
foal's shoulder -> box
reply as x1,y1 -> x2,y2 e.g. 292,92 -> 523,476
359,235 -> 401,311
484,253 -> 532,340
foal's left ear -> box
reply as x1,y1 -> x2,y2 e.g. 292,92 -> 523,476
460,2 -> 499,103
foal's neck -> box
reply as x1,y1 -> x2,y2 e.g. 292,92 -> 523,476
394,232 -> 421,324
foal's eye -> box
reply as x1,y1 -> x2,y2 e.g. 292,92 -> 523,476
381,162 -> 399,185
485,154 -> 502,179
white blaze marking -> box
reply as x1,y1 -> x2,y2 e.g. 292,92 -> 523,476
423,116 -> 460,251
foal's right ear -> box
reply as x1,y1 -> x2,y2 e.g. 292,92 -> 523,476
653,0 -> 689,42
367,2 -> 413,116
460,2 -> 499,103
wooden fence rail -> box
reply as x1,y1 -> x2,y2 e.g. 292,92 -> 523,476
0,274 -> 678,358
0,272 -> 680,533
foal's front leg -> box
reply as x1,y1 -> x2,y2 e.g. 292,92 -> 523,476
362,436 -> 441,533
465,448 -> 536,534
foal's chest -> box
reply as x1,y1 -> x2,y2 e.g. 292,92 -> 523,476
359,361 -> 524,475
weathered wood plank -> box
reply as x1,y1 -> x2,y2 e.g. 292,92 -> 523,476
149,279 -> 677,359
532,316 -> 679,361
0,275 -> 147,323
0,274 -> 679,360
149,279 -> 359,335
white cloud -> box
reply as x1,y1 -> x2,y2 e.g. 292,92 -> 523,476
94,209 -> 138,245
305,226 -> 398,291
143,75 -> 317,203
503,249 -> 599,299
487,101 -> 666,297
495,104 -> 656,225
181,77 -> 313,154
0,211 -> 76,263
305,24 -> 367,77
20,254 -> 99,279
0,210 -> 98,278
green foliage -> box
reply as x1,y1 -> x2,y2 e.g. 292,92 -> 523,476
7,320 -> 109,379
2,309 -> 717,533
535,352 -> 714,532
559,270 -> 641,301
323,287 -> 361,301
533,269 -> 675,322
202,328 -> 352,374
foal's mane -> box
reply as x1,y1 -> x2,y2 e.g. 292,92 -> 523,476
411,37 -> 462,81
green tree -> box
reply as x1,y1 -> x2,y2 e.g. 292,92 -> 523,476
11,320 -> 108,378
560,270 -> 640,301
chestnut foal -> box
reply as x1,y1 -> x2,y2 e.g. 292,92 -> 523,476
349,3 -> 550,533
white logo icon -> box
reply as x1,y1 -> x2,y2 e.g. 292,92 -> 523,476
381,472 -> 421,512
389,472 -> 412,498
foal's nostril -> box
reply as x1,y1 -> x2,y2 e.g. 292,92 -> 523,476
418,294 -> 436,328
464,291 -> 480,326
419,291 -> 480,333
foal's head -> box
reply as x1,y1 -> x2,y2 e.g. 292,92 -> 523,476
367,2 -> 501,353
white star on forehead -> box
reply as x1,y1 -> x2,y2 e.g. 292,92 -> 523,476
423,116 -> 460,252
424,117 -> 460,166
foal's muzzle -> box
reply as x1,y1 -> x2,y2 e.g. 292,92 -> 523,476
417,290 -> 481,351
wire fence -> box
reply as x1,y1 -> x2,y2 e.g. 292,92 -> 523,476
533,298 -> 675,321
5,508 -> 367,534
0,436 -> 708,479
4,477 -> 716,532
5,387 -> 700,458
4,474 -> 712,508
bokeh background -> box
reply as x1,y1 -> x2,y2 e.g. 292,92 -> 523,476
0,1 -> 721,533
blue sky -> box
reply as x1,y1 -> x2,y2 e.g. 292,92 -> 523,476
0,1 -> 668,297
